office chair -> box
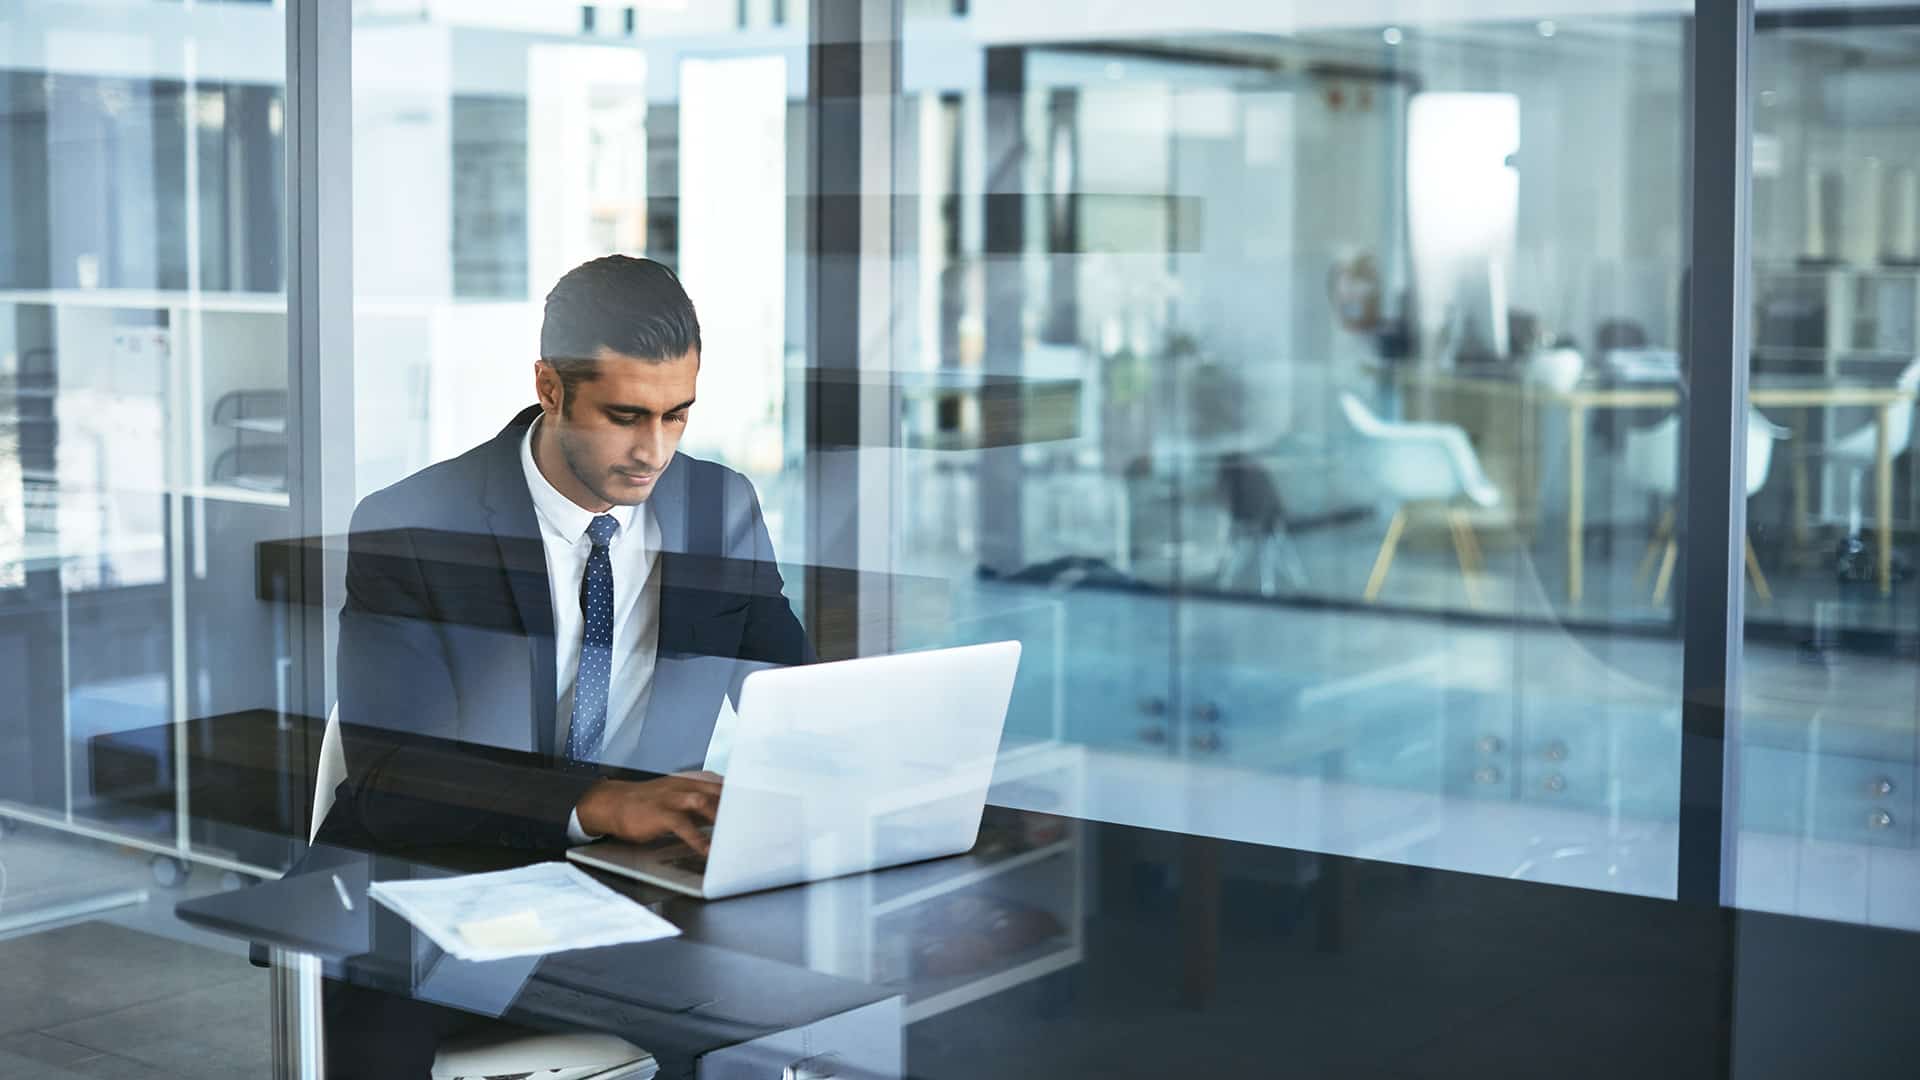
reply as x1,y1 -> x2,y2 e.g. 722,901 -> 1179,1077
1215,452 -> 1306,594
1823,357 -> 1920,579
1338,392 -> 1502,607
314,707 -> 657,1080
1625,409 -> 1787,605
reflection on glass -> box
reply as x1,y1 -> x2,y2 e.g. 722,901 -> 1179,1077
895,11 -> 1694,896
0,0 -> 291,859
1737,6 -> 1920,932
352,4 -> 809,563
0,348 -> 22,590
0,3 -> 290,1072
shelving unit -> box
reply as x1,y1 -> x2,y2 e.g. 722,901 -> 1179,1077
1753,263 -> 1920,364
1752,262 -> 1920,529
210,389 -> 289,495
0,286 -> 293,889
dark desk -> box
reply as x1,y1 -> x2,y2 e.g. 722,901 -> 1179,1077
180,847 -> 904,1078
179,812 -> 1080,1080
176,796 -> 1920,1080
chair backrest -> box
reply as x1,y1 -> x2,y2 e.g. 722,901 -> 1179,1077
1624,415 -> 1681,498
1339,391 -> 1498,506
1883,357 -> 1920,458
1337,391 -> 1387,438
1217,453 -> 1285,530
1525,346 -> 1584,395
1745,408 -> 1786,496
1625,409 -> 1784,499
312,703 -> 347,844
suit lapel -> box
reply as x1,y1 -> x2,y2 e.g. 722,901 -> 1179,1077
638,455 -> 702,758
483,406 -> 560,757
648,452 -> 694,656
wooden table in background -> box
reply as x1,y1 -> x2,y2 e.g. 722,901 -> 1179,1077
1387,371 -> 1915,601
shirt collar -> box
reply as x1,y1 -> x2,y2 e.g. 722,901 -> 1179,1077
520,414 -> 637,546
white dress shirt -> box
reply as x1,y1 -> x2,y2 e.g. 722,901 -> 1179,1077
520,416 -> 662,842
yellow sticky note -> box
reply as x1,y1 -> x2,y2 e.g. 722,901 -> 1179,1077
456,909 -> 555,952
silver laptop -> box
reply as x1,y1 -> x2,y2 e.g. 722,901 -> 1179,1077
568,640 -> 1021,899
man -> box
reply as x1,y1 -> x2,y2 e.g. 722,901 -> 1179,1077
322,255 -> 809,1075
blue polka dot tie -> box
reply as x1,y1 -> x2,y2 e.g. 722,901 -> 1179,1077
567,514 -> 619,763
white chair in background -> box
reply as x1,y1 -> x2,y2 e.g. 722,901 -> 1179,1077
313,707 -> 657,1080
1339,392 -> 1503,607
1625,408 -> 1788,605
1823,357 -> 1920,542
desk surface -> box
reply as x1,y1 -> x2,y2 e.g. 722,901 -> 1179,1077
178,806 -> 1920,1079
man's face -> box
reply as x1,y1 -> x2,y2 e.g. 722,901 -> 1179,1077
537,346 -> 698,508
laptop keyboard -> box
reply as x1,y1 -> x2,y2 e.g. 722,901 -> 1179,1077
667,854 -> 708,877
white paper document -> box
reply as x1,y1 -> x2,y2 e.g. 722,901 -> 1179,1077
367,862 -> 680,962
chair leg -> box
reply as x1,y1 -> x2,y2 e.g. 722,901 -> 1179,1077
1363,508 -> 1408,603
1460,515 -> 1487,574
1217,535 -> 1252,591
1745,532 -> 1773,603
1848,467 -> 1866,539
1636,506 -> 1676,585
1652,538 -> 1679,606
1273,523 -> 1309,588
1448,508 -> 1486,609
1254,535 -> 1278,596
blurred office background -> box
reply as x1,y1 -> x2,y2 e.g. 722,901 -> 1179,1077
2,0 -> 1919,1075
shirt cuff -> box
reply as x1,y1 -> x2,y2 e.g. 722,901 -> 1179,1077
566,808 -> 600,845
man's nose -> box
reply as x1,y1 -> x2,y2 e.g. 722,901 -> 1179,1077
632,420 -> 668,465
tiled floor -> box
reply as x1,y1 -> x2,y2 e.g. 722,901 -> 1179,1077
0,826 -> 271,1080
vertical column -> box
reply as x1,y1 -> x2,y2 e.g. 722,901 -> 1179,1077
806,0 -> 899,659
1677,0 -> 1751,909
285,0 -> 353,723
977,46 -> 1025,575
280,23 -> 353,1075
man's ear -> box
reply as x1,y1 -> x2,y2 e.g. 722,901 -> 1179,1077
534,361 -> 563,415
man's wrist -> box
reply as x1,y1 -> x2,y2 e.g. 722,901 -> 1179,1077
574,779 -> 617,838
566,807 -> 598,844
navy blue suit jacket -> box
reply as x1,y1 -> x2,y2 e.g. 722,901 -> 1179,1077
331,405 -> 810,852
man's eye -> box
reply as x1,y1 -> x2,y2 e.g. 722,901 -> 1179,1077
666,412 -> 688,425
606,413 -> 636,426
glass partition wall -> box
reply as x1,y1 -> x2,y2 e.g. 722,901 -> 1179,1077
891,8 -> 1698,895
0,4 -> 291,1074
1735,3 -> 1920,930
885,1 -> 1918,935
0,0 -> 293,876
2,1 -> 1919,1077
350,1 -> 811,560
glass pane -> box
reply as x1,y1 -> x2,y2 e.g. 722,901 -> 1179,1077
896,6 -> 1693,894
1736,4 -> 1920,932
350,3 -> 810,571
0,2 -> 285,1073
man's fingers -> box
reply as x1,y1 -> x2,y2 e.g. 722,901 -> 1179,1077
675,790 -> 719,819
667,814 -> 711,855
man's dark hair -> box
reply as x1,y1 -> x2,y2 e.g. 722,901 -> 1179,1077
540,255 -> 702,409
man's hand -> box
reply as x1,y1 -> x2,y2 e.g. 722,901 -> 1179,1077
574,772 -> 723,853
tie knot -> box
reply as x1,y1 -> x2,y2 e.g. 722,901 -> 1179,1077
586,514 -> 619,548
